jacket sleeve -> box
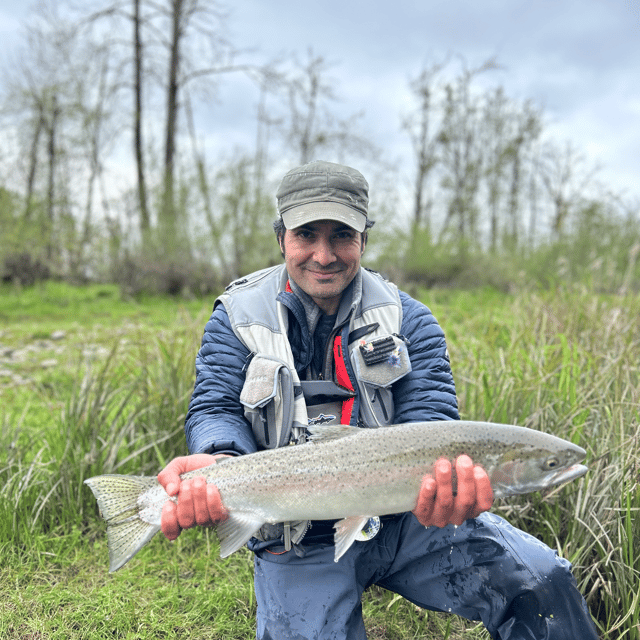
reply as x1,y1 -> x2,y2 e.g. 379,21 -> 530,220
184,303 -> 258,456
392,291 -> 460,423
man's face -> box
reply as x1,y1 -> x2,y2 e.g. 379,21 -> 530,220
280,220 -> 365,315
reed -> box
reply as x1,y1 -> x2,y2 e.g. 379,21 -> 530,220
449,287 -> 640,639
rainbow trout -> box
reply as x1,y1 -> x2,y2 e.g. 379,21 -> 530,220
85,421 -> 588,571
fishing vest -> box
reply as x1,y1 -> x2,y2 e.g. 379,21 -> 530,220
217,264 -> 411,550
216,264 -> 411,449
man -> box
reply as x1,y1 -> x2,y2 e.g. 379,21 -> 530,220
158,161 -> 599,639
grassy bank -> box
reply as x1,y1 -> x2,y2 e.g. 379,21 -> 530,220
1,282 -> 638,639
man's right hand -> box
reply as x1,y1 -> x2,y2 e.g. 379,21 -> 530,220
157,453 -> 230,541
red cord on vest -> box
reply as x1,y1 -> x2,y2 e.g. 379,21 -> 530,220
333,335 -> 355,425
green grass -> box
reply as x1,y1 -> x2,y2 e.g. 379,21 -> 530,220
1,281 -> 638,639
0,281 -> 209,417
0,527 -> 257,640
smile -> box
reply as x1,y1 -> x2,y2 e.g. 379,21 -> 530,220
307,269 -> 341,278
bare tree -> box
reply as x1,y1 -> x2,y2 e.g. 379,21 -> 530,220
160,0 -> 183,234
504,101 -> 541,248
540,141 -> 595,237
2,5 -> 80,268
437,60 -> 499,248
81,0 -> 245,243
79,0 -> 152,235
133,0 -> 150,232
402,60 -> 447,233
73,0 -> 149,236
275,49 -> 378,166
0,1 -> 125,277
482,87 -> 510,250
401,57 -> 549,253
253,71 -> 283,197
45,91 -> 60,261
205,155 -> 281,280
482,89 -> 541,250
285,49 -> 333,164
23,96 -> 47,224
154,0 -> 244,247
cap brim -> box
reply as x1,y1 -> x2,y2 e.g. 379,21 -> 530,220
281,202 -> 367,232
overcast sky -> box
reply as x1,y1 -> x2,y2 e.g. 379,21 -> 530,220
2,0 -> 639,208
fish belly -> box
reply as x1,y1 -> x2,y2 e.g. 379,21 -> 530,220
216,466 -> 422,523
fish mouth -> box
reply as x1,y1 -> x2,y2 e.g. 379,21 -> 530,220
548,463 -> 589,486
497,463 -> 589,497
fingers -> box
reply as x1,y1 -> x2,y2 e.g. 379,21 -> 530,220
430,458 -> 455,527
413,475 -> 437,525
413,456 -> 493,528
206,484 -> 228,523
449,455 -> 477,525
157,456 -> 187,496
183,477 -> 228,527
176,478 -> 200,529
160,477 -> 228,540
449,454 -> 494,525
158,454 -> 230,540
412,458 -> 454,527
157,453 -> 222,496
161,500 -> 181,540
472,465 -> 494,516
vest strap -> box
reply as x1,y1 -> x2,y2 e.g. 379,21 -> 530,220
333,334 -> 355,424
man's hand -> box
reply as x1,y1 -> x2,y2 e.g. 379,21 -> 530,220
157,453 -> 230,541
412,455 -> 494,527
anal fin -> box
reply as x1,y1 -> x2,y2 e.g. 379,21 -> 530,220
333,515 -> 371,562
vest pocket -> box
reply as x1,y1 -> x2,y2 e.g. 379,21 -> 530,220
351,335 -> 412,426
240,354 -> 294,449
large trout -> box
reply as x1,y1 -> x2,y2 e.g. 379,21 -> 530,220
85,421 -> 588,571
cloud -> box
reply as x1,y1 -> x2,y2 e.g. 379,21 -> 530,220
2,0 -> 638,204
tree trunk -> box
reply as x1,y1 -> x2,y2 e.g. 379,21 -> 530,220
46,93 -> 59,262
24,103 -> 46,222
133,0 -> 150,233
161,0 -> 182,239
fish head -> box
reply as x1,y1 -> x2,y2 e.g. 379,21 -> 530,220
489,439 -> 588,498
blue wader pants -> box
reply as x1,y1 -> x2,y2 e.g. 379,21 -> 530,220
253,512 -> 599,640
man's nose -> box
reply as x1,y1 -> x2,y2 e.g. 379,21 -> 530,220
312,238 -> 336,265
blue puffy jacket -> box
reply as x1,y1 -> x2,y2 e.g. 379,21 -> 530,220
184,280 -> 459,456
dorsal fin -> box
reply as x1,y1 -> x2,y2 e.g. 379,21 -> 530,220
306,424 -> 361,443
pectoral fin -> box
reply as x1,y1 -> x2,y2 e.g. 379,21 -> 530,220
333,515 -> 371,562
216,513 -> 264,557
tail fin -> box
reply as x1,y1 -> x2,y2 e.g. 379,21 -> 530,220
85,474 -> 161,572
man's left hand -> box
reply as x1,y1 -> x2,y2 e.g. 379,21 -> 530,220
412,455 -> 494,527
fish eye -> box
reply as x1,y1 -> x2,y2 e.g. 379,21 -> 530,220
544,456 -> 560,470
